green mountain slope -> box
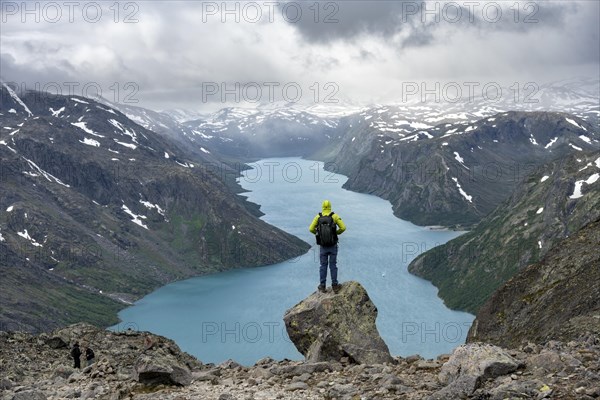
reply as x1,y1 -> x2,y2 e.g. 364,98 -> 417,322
408,150 -> 600,313
467,217 -> 600,347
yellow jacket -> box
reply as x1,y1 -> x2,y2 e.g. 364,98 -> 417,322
309,200 -> 346,235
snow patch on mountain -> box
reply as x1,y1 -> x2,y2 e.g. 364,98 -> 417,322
71,122 -> 105,138
17,229 -> 43,247
22,157 -> 70,187
579,135 -> 592,144
139,200 -> 165,216
453,151 -> 469,169
108,119 -> 138,142
410,121 -> 432,130
570,173 -> 600,199
569,143 -> 583,151
71,98 -> 89,104
79,138 -> 100,147
121,204 -> 148,229
50,107 -> 65,117
451,177 -> 473,203
2,82 -> 33,116
115,140 -> 137,150
565,117 -> 586,131
544,137 -> 558,149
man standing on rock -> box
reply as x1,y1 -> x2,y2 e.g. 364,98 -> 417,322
309,200 -> 346,293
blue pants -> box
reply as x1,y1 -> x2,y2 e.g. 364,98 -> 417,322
319,245 -> 338,286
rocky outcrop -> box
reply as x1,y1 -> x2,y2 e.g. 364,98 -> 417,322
1,323 -> 599,399
467,217 -> 600,348
283,281 -> 393,365
430,343 -> 522,399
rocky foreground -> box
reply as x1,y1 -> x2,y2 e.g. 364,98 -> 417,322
1,322 -> 599,400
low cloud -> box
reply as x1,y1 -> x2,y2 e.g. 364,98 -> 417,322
0,1 -> 597,111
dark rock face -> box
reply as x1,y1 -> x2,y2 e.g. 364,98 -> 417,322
44,336 -> 67,349
283,281 -> 393,365
467,217 -> 600,348
409,150 -> 600,313
329,111 -> 599,227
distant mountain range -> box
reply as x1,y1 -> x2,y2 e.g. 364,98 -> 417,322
99,98 -> 341,159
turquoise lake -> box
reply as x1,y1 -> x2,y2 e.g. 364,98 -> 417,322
113,158 -> 474,366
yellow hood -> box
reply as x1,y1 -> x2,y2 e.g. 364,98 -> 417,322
322,200 -> 332,214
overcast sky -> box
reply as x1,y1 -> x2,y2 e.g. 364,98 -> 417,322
1,0 -> 598,112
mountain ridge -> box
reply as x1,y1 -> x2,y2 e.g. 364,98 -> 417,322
0,84 -> 310,332
467,216 -> 600,348
325,110 -> 599,227
408,150 -> 600,313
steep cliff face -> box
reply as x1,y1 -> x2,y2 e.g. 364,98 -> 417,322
0,85 -> 310,332
327,111 -> 599,227
408,151 -> 600,313
467,218 -> 600,348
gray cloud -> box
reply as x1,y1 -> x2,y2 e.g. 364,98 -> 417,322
282,1 -> 578,43
0,0 -> 597,111
277,1 -> 409,42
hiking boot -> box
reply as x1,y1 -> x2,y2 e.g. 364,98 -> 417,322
332,283 -> 341,293
318,284 -> 326,293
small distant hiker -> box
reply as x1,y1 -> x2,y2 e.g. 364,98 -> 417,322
309,200 -> 346,293
70,342 -> 82,369
85,346 -> 95,367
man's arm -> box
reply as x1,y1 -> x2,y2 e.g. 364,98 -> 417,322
334,214 -> 346,235
309,214 -> 319,234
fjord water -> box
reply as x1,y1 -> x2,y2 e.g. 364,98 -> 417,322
114,158 -> 474,365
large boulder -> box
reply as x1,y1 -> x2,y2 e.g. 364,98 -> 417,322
52,323 -> 102,346
133,354 -> 193,386
283,281 -> 393,364
44,336 -> 68,349
429,343 -> 522,399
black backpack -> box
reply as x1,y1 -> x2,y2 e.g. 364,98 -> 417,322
316,212 -> 338,247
